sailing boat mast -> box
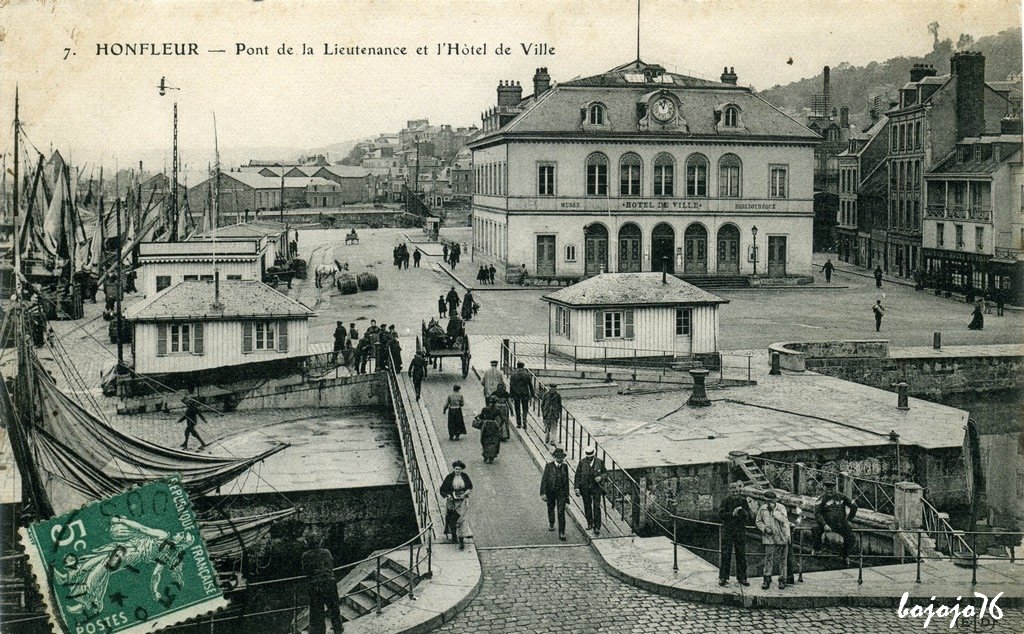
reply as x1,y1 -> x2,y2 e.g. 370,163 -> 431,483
212,112 -> 222,310
12,86 -> 21,297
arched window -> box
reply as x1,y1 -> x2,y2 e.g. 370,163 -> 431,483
723,106 -> 739,127
588,103 -> 606,125
718,154 -> 742,198
586,152 -> 609,196
619,153 -> 642,196
653,153 -> 674,197
685,154 -> 708,197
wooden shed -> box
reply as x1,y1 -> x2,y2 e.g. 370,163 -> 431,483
126,279 -> 313,376
541,272 -> 726,362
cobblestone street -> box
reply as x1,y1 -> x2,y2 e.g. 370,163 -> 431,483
436,545 -> 1023,633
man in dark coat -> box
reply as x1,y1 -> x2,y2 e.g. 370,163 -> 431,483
461,290 -> 475,321
389,332 -> 403,372
446,286 -> 460,317
821,259 -> 834,283
442,243 -> 449,264
811,480 -> 858,564
872,299 -> 885,332
413,249 -> 422,267
540,447 -> 571,540
356,335 -> 374,374
718,481 -> 750,587
409,350 -> 428,400
488,264 -> 496,284
874,266 -> 883,288
438,295 -> 447,319
540,385 -> 562,445
377,326 -> 391,371
508,361 -> 534,429
348,322 -> 359,342
574,446 -> 606,535
301,532 -> 344,634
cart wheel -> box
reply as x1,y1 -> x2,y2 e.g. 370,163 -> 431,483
461,353 -> 470,378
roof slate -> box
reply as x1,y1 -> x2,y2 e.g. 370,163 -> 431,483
127,280 -> 313,321
542,273 -> 727,307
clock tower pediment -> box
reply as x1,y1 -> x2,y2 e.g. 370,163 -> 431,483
638,90 -> 686,132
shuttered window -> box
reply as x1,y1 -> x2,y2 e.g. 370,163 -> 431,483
242,321 -> 253,353
193,323 -> 205,355
157,324 -> 168,356
623,309 -> 634,340
593,310 -> 604,341
595,309 -> 633,340
278,321 -> 289,352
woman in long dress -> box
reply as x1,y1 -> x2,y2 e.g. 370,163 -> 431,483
968,301 -> 984,330
491,382 -> 512,441
478,398 -> 502,464
442,385 -> 467,441
439,461 -> 473,549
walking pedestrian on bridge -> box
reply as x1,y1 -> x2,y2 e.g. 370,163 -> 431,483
440,461 -> 473,550
541,447 -> 571,541
409,351 -> 428,400
574,446 -> 606,536
540,384 -> 562,445
509,361 -> 535,429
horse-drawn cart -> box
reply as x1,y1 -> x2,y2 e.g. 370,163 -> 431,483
417,319 -> 470,378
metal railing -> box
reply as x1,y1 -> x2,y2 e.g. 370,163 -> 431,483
508,340 -> 753,383
746,455 -> 896,516
922,498 -> 973,560
384,347 -> 432,533
500,343 -> 1011,587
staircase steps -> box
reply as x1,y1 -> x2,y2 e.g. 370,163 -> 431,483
734,456 -> 773,490
680,274 -> 750,290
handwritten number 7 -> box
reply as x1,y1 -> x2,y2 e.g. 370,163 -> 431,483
63,48 -> 71,60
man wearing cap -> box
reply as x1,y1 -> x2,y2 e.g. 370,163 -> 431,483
508,361 -> 535,429
481,359 -> 505,401
574,446 -> 606,535
408,351 -> 428,400
540,384 -> 562,445
812,480 -> 858,565
540,447 -> 571,540
717,481 -> 750,587
755,490 -> 792,589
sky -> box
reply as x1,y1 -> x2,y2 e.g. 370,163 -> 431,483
0,0 -> 1020,175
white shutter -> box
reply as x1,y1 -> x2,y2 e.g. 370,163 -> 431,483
594,310 -> 604,342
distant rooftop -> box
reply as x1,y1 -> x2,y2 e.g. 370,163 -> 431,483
543,273 -> 727,308
127,280 -> 313,322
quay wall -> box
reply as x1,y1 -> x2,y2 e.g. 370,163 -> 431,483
233,372 -> 386,410
767,341 -> 1024,397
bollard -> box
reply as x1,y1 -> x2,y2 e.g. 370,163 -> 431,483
606,371 -> 613,383
770,351 -> 781,375
933,332 -> 941,349
687,368 -> 711,407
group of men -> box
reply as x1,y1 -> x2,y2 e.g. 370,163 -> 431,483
332,318 -> 403,374
475,264 -> 498,285
439,286 -> 479,322
718,480 -> 858,590
442,242 -> 462,269
393,242 -> 421,269
538,445 -> 607,541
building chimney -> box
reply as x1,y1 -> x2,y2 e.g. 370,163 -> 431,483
823,66 -> 831,112
909,63 -> 938,83
533,67 -> 551,96
840,106 -> 850,128
720,66 -> 738,85
951,52 -> 986,141
1001,115 -> 1023,135
497,80 -> 523,107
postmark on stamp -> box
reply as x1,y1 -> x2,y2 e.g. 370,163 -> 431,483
20,476 -> 228,634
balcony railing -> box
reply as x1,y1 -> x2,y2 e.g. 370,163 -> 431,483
925,204 -> 992,222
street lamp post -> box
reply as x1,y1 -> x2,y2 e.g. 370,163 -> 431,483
751,225 -> 758,277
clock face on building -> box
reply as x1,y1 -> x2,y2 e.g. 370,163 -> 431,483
651,97 -> 676,123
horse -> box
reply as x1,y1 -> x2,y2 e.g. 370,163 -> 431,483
314,264 -> 337,289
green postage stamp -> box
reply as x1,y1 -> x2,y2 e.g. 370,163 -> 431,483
20,477 -> 228,634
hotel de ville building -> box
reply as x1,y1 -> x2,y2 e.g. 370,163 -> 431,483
468,60 -> 821,280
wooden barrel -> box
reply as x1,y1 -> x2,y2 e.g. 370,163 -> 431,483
356,272 -> 378,291
337,273 -> 358,295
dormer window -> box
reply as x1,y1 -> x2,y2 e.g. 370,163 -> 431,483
588,104 -> 605,125
723,106 -> 739,127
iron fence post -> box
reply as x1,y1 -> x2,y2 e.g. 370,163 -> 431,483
858,533 -> 864,585
292,587 -> 299,633
673,517 -> 678,572
409,543 -> 416,599
916,530 -> 922,583
427,529 -> 433,577
971,532 -> 978,586
544,344 -> 548,371
798,528 -> 804,583
375,556 -> 382,614
574,346 -> 577,371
